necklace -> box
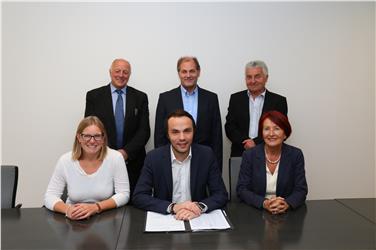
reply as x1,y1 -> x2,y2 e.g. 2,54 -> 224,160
265,149 -> 281,164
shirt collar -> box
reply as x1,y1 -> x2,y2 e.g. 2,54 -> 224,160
170,145 -> 192,164
247,89 -> 266,98
180,85 -> 198,97
110,83 -> 127,94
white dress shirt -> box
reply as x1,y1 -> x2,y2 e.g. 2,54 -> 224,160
170,146 -> 192,204
248,90 -> 266,138
265,162 -> 279,199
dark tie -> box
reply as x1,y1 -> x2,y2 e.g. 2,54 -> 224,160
115,89 -> 124,149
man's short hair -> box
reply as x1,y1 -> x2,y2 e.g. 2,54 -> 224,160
109,58 -> 131,73
245,60 -> 268,76
165,109 -> 196,136
177,56 -> 201,72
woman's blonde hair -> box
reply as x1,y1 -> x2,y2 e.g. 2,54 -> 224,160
72,116 -> 108,161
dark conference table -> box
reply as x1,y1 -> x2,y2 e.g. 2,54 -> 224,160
336,198 -> 375,224
2,199 -> 375,250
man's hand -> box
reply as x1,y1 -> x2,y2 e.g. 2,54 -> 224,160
118,149 -> 128,161
242,139 -> 256,150
174,208 -> 200,221
173,201 -> 201,217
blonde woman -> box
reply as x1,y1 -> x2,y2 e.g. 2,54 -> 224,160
44,116 -> 130,220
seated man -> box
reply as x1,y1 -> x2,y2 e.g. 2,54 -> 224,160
133,109 -> 228,220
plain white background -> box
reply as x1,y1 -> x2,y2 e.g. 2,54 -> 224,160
2,2 -> 375,207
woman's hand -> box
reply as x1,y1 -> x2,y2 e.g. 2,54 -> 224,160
263,197 -> 289,214
66,203 -> 99,220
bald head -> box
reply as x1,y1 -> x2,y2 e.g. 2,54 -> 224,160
109,58 -> 131,89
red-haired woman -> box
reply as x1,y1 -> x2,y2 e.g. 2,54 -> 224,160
236,111 -> 308,214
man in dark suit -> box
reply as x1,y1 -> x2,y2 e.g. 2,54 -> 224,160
154,56 -> 223,172
133,110 -> 228,220
225,60 -> 287,157
85,58 -> 150,196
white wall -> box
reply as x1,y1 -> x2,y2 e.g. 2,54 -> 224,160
2,2 -> 375,207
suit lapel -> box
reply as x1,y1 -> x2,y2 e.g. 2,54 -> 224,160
124,87 -> 134,128
241,90 -> 251,132
262,90 -> 272,113
104,85 -> 117,146
196,86 -> 205,127
173,87 -> 184,109
190,145 -> 199,197
162,146 -> 174,197
276,144 -> 289,196
255,144 -> 267,194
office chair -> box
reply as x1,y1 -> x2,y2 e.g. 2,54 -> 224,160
228,157 -> 242,201
1,165 -> 22,208
61,186 -> 68,202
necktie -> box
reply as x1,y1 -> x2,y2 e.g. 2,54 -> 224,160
115,89 -> 124,149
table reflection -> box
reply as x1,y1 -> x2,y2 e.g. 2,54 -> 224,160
260,205 -> 307,249
47,207 -> 125,250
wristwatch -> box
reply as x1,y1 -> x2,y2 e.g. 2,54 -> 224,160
169,203 -> 176,214
196,202 -> 206,213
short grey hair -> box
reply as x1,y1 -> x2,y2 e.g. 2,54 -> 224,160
109,58 -> 131,73
245,60 -> 268,76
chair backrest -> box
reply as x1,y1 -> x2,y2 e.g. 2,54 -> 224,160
229,157 -> 242,201
1,165 -> 19,208
61,186 -> 68,202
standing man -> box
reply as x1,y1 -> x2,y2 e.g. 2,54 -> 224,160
133,109 -> 228,220
225,60 -> 287,157
154,56 -> 223,172
85,58 -> 150,196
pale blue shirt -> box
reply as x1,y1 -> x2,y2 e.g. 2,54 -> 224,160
248,89 -> 266,138
180,85 -> 198,123
110,83 -> 127,116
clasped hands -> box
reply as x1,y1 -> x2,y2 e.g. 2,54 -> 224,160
263,197 -> 289,215
65,203 -> 99,220
243,139 -> 256,150
172,201 -> 202,221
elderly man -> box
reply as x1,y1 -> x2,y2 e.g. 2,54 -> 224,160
154,56 -> 223,172
133,109 -> 228,221
225,60 -> 287,157
85,58 -> 150,196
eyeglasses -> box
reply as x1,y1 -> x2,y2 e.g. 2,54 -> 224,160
80,133 -> 104,142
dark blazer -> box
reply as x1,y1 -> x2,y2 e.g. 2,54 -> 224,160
154,86 -> 223,171
236,143 -> 308,209
225,89 -> 287,157
85,84 -> 150,193
132,144 -> 228,214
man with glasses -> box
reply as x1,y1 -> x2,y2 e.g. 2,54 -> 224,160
85,58 -> 150,196
225,60 -> 288,157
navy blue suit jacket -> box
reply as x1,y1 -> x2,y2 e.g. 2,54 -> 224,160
236,143 -> 308,209
154,86 -> 223,171
225,89 -> 287,157
132,144 -> 228,214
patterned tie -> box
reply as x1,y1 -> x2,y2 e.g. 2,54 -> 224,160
115,89 -> 124,149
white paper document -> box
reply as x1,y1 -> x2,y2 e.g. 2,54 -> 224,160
145,211 -> 185,232
189,209 -> 231,231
